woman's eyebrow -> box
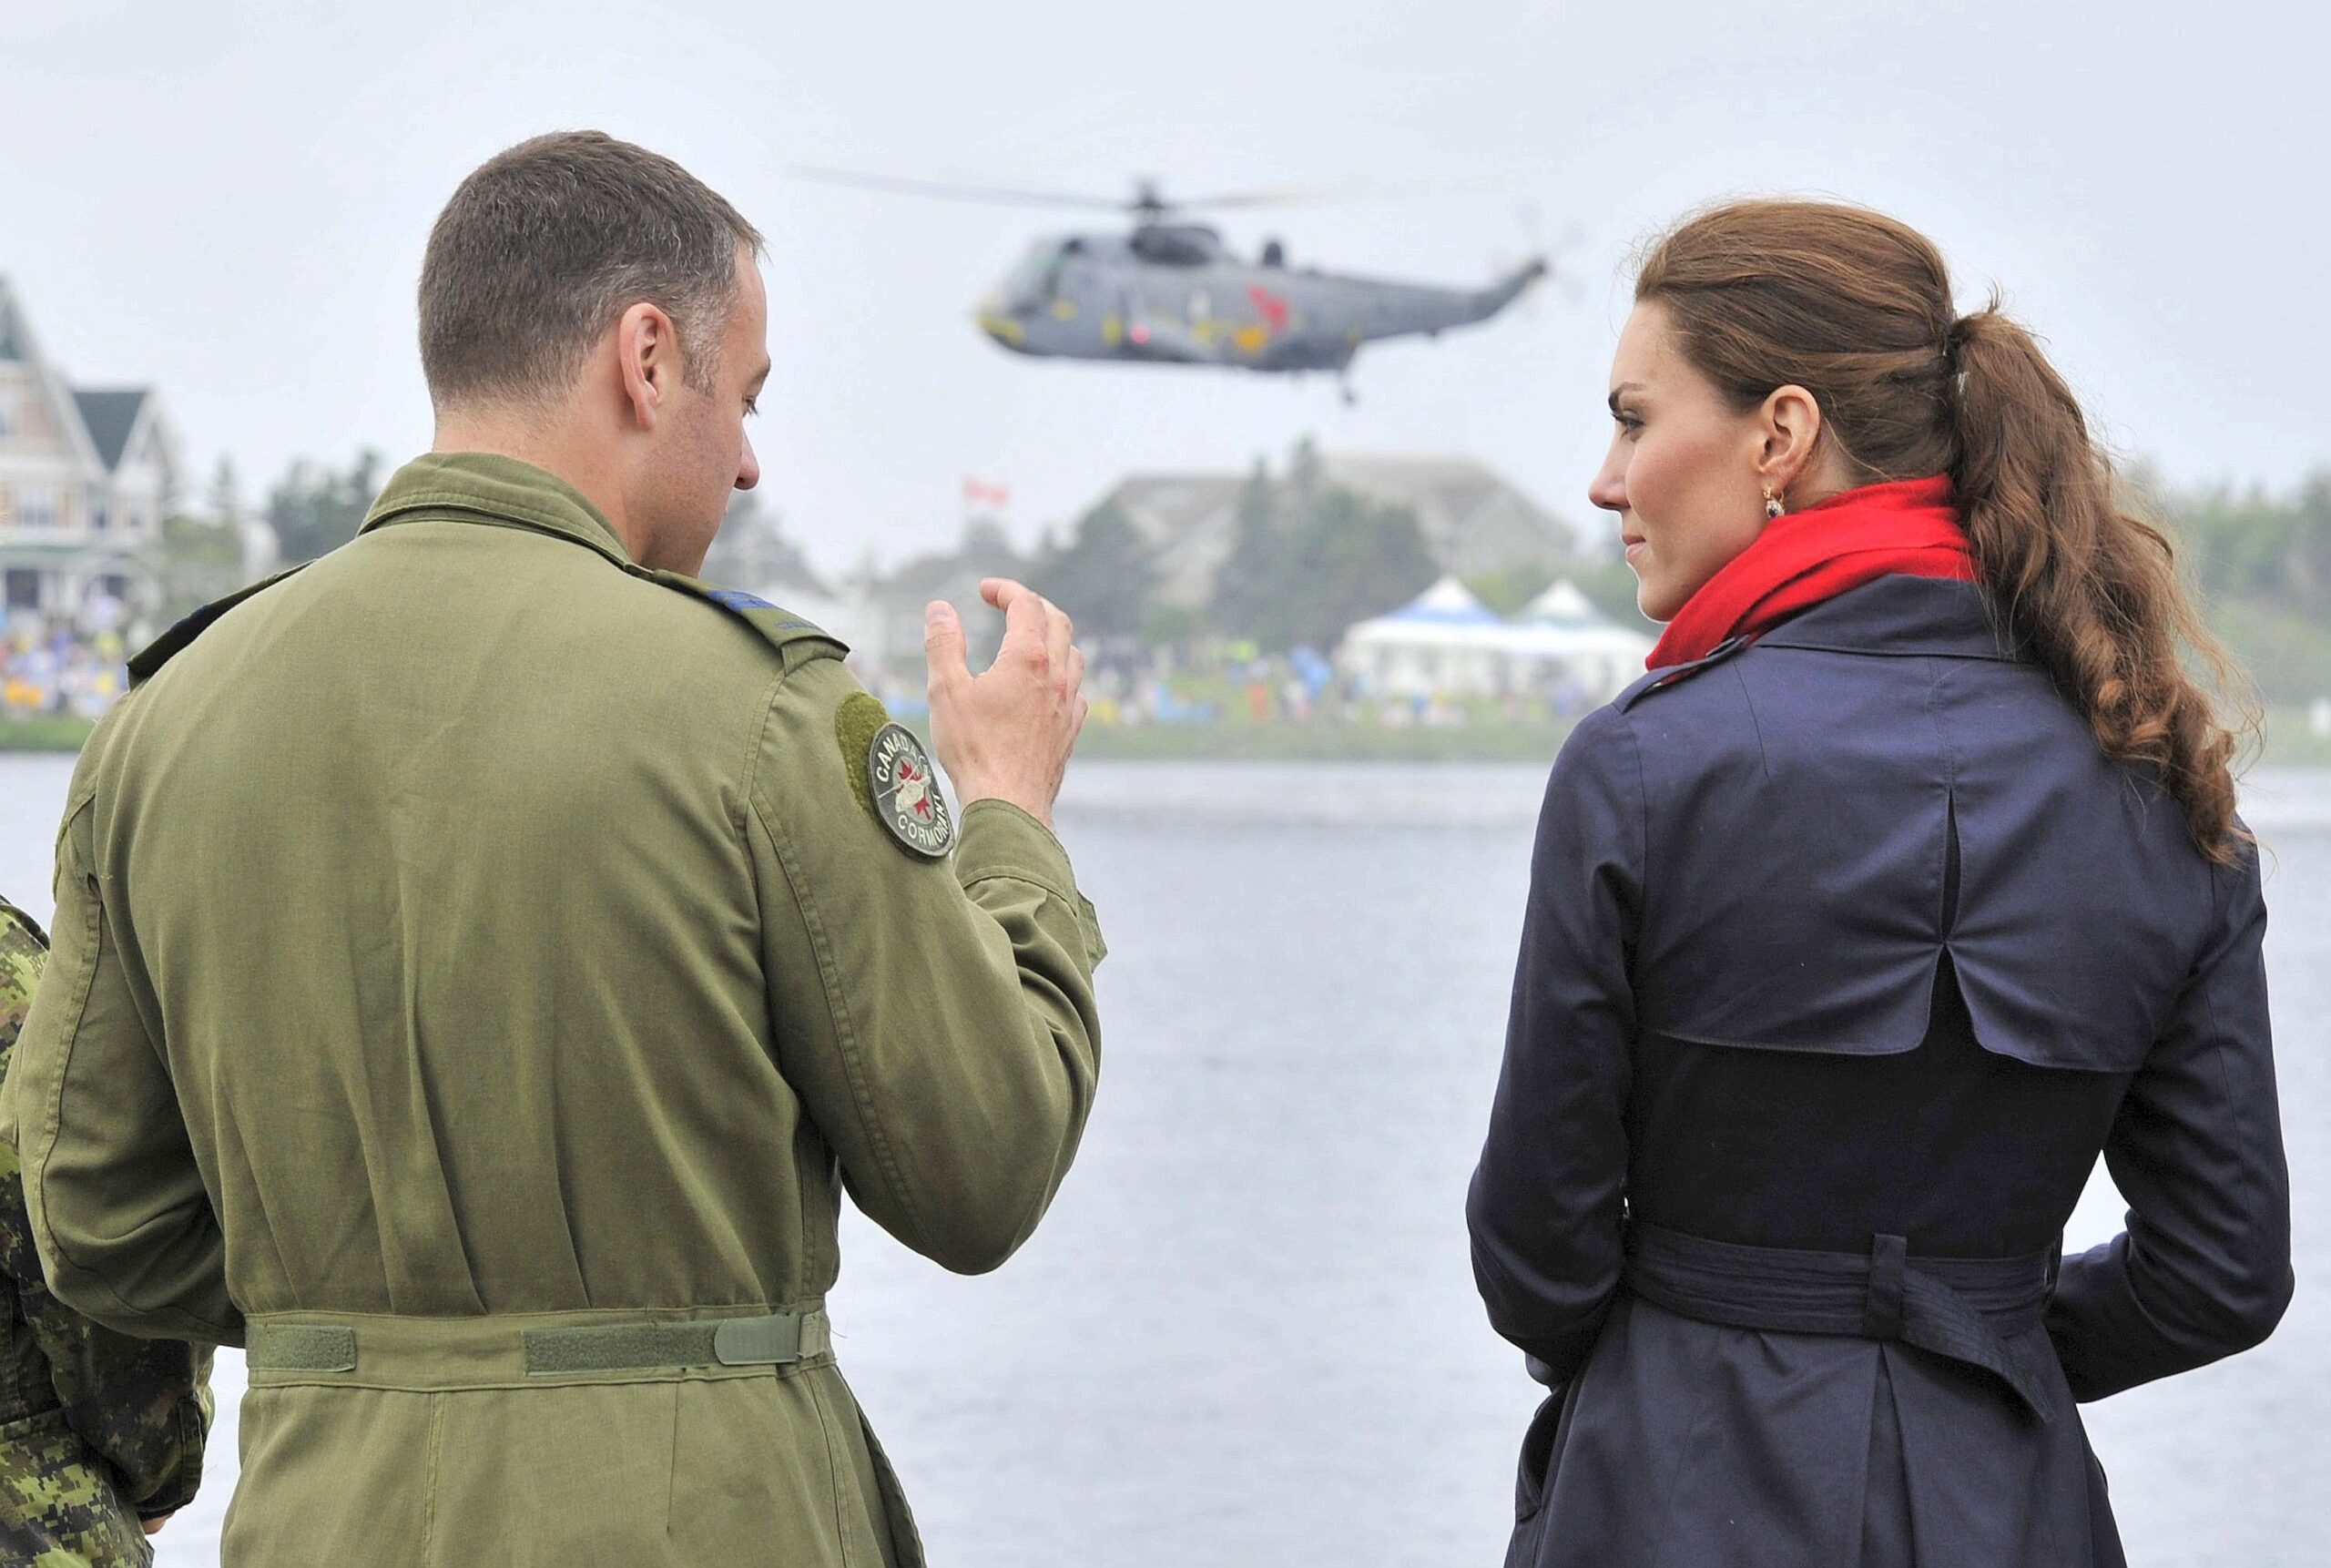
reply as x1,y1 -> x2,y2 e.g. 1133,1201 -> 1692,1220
1608,382 -> 1644,414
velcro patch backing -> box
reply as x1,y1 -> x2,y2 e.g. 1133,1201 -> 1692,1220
835,692 -> 891,824
245,1323 -> 358,1372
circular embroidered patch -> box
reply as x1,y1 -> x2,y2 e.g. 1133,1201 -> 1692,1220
867,723 -> 955,858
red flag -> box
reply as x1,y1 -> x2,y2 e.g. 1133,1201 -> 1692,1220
962,478 -> 1011,509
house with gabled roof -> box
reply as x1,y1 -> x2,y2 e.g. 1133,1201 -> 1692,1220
0,274 -> 176,626
1090,450 -> 1583,609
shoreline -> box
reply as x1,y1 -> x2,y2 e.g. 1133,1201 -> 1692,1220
9,711 -> 2329,767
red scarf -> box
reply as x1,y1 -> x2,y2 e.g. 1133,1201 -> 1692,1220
1646,474 -> 1975,669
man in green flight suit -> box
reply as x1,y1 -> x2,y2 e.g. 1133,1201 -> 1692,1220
1,897 -> 211,1564
2,131 -> 1104,1567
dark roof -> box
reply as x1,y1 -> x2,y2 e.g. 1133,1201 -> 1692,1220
71,389 -> 149,471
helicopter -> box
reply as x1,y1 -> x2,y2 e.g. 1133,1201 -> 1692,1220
791,169 -> 1552,400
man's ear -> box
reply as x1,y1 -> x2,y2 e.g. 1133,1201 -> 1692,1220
1756,383 -> 1825,495
616,301 -> 678,431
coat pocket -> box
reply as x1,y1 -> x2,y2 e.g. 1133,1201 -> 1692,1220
1512,1378 -> 1577,1524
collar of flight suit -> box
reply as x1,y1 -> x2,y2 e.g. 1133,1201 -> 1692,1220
360,451 -> 636,570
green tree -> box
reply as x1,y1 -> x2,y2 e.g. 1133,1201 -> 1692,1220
1209,460 -> 1437,652
266,450 -> 383,564
1568,556 -> 1651,626
1464,561 -> 1560,617
2149,468 -> 2331,703
701,490 -> 821,594
1208,462 -> 1291,644
1029,499 -> 1159,640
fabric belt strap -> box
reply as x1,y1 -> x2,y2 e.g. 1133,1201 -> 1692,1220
1623,1221 -> 2056,1422
246,1306 -> 830,1384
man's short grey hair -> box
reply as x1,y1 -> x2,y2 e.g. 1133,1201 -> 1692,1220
419,130 -> 763,408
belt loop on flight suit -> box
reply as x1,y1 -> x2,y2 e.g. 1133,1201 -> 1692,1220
1863,1234 -> 1909,1341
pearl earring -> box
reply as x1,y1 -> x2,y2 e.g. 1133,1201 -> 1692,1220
1764,488 -> 1786,522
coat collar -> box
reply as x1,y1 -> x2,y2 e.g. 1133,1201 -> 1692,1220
360,452 -> 634,569
1749,574 -> 2023,662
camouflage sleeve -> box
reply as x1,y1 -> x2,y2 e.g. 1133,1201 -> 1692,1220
0,899 -> 214,1518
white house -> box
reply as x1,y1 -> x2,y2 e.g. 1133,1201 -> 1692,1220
0,275 -> 177,626
1337,575 -> 1654,705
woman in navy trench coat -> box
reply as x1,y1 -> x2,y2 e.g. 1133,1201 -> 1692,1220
1467,200 -> 2293,1568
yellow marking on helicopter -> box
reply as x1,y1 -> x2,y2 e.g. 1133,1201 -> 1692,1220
1233,324 -> 1269,354
976,309 -> 1025,344
1050,299 -> 1077,321
1102,312 -> 1124,346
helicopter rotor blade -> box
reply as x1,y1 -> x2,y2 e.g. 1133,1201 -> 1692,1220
787,166 -> 1130,213
1176,175 -> 1512,211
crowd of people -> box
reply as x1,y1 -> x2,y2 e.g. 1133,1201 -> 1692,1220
0,623 -> 129,723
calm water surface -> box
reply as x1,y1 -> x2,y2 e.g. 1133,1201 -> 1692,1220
0,756 -> 2322,1567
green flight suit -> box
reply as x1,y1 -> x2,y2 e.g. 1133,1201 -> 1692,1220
0,898 -> 211,1566
1,453 -> 1105,1568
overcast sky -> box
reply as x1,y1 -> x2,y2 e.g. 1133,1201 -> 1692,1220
5,0 -> 2326,572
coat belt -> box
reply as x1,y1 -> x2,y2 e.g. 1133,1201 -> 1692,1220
244,1304 -> 830,1389
1622,1221 -> 2057,1422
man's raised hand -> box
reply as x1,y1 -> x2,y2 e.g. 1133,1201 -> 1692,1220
923,577 -> 1088,830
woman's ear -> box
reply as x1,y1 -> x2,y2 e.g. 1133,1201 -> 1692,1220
1755,384 -> 1826,497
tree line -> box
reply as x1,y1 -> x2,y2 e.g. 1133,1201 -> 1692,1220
167,451 -> 2331,703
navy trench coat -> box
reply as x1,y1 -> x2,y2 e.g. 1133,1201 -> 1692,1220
1467,575 -> 2293,1568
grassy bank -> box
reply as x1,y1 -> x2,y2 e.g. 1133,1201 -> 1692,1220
1073,718 -> 1576,762
0,715 -> 97,752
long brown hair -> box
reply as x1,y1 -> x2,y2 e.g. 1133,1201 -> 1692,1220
1634,199 -> 2253,863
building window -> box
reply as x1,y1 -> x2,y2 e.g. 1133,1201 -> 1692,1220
16,485 -> 56,528
89,489 -> 109,531
0,392 -> 14,439
5,570 -> 40,610
99,573 -> 132,601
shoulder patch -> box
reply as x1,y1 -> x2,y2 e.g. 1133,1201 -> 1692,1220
866,722 -> 954,859
648,571 -> 848,673
1613,635 -> 1753,712
127,564 -> 310,686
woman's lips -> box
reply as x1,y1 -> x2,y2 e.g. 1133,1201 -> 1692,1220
1624,537 -> 1647,565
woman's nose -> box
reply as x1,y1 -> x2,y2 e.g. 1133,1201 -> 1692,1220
1588,455 -> 1627,514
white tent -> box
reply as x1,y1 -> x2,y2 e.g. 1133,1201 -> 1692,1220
1336,577 -> 1654,704
1512,580 -> 1657,701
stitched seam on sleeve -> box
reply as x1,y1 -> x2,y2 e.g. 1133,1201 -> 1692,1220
747,690 -> 926,1238
2194,857 -> 2274,1221
958,867 -> 1084,911
1609,708 -> 1649,939
30,862 -> 232,1339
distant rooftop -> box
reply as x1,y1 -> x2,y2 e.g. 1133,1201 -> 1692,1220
72,389 -> 150,472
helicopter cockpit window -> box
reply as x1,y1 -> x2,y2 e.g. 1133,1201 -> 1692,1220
1003,242 -> 1069,311
1129,225 -> 1219,267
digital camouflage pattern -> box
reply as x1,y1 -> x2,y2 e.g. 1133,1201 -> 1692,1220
0,897 -> 211,1566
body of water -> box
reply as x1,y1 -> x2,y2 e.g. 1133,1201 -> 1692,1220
0,756 -> 2322,1567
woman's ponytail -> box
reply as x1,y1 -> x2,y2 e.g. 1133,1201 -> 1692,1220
1949,305 -> 2253,863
